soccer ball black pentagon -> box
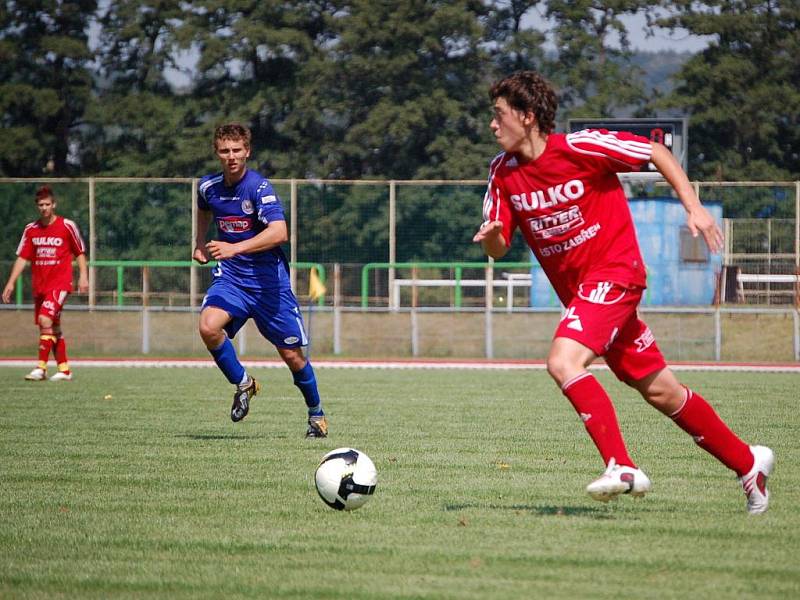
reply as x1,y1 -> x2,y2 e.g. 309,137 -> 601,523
315,448 -> 377,511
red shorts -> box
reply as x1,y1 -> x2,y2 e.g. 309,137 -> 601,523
553,281 -> 666,383
34,289 -> 70,326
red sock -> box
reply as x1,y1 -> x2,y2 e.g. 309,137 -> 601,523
38,334 -> 56,368
670,388 -> 754,476
562,372 -> 635,468
54,336 -> 70,374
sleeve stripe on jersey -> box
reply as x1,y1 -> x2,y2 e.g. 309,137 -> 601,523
482,152 -> 506,222
567,130 -> 652,161
63,218 -> 87,253
569,129 -> 652,153
199,175 -> 223,200
16,222 -> 35,256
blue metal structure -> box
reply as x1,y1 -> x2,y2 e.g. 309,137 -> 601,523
530,197 -> 723,307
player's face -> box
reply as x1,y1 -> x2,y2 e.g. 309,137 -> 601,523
215,138 -> 250,180
491,97 -> 530,153
35,196 -> 56,221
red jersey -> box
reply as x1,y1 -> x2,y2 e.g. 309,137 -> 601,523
16,216 -> 86,295
483,129 -> 651,304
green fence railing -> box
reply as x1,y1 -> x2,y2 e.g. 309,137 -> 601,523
10,260 -> 326,307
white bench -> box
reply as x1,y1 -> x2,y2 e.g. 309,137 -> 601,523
391,274 -> 533,310
736,273 -> 799,303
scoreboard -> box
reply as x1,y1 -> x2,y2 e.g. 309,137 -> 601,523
566,117 -> 688,173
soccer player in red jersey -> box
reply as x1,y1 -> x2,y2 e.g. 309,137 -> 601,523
2,186 -> 88,381
474,71 -> 773,514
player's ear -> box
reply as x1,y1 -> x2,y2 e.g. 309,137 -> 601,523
522,111 -> 537,129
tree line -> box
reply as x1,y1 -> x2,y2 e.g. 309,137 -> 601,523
2,0 -> 797,183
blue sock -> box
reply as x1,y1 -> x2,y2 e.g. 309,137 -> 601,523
293,362 -> 323,416
209,337 -> 246,385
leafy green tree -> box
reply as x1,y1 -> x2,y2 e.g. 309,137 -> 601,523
177,0 -> 342,178
297,0 -> 493,180
82,0 -> 208,176
545,0 -> 649,119
484,0 -> 549,75
657,0 -> 800,182
0,0 -> 96,176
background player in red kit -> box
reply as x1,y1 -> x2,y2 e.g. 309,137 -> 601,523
473,71 -> 774,514
2,186 -> 88,381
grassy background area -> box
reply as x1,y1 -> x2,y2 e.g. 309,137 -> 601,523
0,367 -> 798,599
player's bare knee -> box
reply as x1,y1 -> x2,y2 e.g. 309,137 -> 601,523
640,382 -> 682,414
633,369 -> 683,414
198,320 -> 223,346
37,315 -> 53,330
280,348 -> 306,371
546,351 -> 572,385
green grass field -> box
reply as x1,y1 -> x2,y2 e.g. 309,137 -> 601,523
1,367 -> 798,599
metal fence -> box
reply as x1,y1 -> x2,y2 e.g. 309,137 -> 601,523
1,177 -> 798,307
1,177 -> 798,362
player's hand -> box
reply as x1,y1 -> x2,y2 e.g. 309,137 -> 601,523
1,285 -> 12,303
77,276 -> 89,294
205,240 -> 238,261
193,246 -> 210,264
472,220 -> 504,243
687,207 -> 724,254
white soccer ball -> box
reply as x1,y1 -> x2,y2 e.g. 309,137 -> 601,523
315,448 -> 377,511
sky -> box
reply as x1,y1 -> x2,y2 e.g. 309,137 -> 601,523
521,8 -> 714,53
90,5 -> 714,90
159,12 -> 712,89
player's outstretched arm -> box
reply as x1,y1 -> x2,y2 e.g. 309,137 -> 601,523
2,257 -> 29,303
473,220 -> 509,259
650,142 -> 723,254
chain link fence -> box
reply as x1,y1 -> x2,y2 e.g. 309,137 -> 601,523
1,178 -> 798,360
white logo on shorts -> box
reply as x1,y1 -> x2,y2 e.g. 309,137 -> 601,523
562,306 -> 583,332
284,336 -> 299,345
634,327 -> 655,352
578,282 -> 626,305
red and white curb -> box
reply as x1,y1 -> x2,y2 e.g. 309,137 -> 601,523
0,358 -> 798,372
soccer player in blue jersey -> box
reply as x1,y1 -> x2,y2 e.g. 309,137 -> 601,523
193,123 -> 328,437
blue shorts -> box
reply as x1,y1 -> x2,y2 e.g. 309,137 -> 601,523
202,279 -> 308,348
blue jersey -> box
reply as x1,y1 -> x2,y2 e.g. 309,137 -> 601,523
198,169 -> 290,291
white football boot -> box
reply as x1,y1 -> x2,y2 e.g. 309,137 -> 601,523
586,458 -> 652,502
739,445 -> 774,515
24,367 -> 47,381
50,371 -> 73,381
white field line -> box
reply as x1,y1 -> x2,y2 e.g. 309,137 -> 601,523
0,358 -> 798,373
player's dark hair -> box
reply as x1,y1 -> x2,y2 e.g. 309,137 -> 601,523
490,71 -> 558,134
35,185 -> 54,201
214,123 -> 252,150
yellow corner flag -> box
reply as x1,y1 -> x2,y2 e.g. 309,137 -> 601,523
308,266 -> 327,301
